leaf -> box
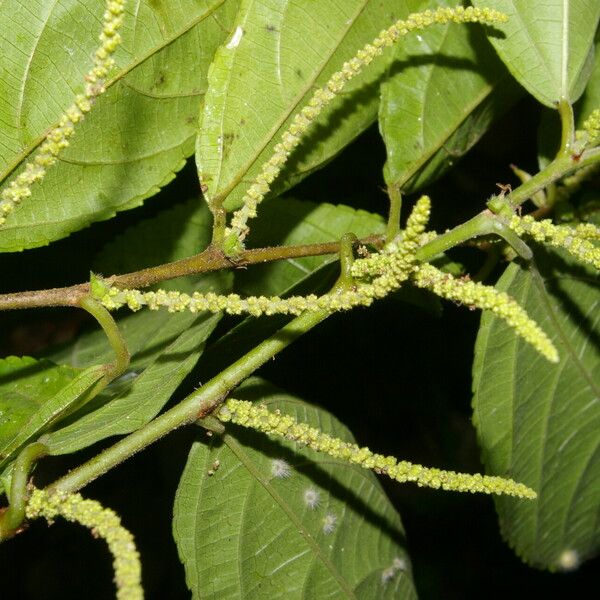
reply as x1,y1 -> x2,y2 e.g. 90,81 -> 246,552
472,248 -> 600,569
0,0 -> 240,251
197,0 -> 416,211
44,311 -> 220,455
0,356 -> 104,470
472,0 -> 600,108
173,378 -> 416,599
576,35 -> 600,125
43,200 -> 231,453
380,0 -> 520,193
49,199 -> 231,370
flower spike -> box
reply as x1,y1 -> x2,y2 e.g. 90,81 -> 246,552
413,263 -> 559,362
0,0 -> 126,226
508,215 -> 600,270
26,488 -> 142,600
225,6 -> 508,247
217,399 -> 536,499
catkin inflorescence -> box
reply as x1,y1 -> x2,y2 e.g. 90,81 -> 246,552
224,6 -> 508,247
94,197 -> 430,315
217,399 -> 537,499
92,195 -> 560,362
582,108 -> 600,147
0,0 -> 126,226
26,488 -> 142,600
413,263 -> 559,362
508,215 -> 600,270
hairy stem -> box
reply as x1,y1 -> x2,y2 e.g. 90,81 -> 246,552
0,442 -> 48,540
557,98 -> 575,157
0,236 -> 383,311
80,296 -> 130,379
386,186 -> 402,243
488,147 -> 600,214
46,251 -> 358,495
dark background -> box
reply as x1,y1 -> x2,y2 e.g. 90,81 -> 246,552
1,96 -> 598,599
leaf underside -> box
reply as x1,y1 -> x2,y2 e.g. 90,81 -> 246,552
380,0 -> 520,193
0,0 -> 240,251
472,0 -> 600,107
197,0 -> 416,212
473,248 -> 600,569
173,379 -> 416,599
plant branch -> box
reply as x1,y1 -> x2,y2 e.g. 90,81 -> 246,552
45,257 -> 359,496
487,147 -> 600,214
0,235 -> 384,311
79,296 -> 130,379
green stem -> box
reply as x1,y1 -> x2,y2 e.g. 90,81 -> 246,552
0,235 -> 384,311
386,186 -> 402,243
47,307 -> 330,495
79,297 -> 130,380
338,233 -> 358,283
557,98 -> 575,157
488,147 -> 600,214
0,442 -> 48,540
416,212 -> 493,261
416,209 -> 533,263
210,206 -> 227,248
46,239 -> 361,496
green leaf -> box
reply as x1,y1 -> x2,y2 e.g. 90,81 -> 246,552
472,248 -> 600,569
49,199 -> 231,370
576,35 -> 600,126
43,200 -> 230,453
44,311 -> 220,455
197,0 -> 417,211
236,198 -> 385,296
380,0 -> 519,192
472,0 -> 600,108
0,0 -> 240,251
173,379 -> 416,599
0,356 -> 104,470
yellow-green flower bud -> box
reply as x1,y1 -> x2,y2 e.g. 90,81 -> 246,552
217,399 -> 536,499
508,215 -> 600,270
413,263 -> 559,362
26,488 -> 142,600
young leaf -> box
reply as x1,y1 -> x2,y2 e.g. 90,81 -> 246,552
473,248 -> 600,569
380,0 -> 520,193
0,357 -> 104,470
43,310 -> 221,455
0,0 -> 240,251
173,379 -> 416,599
197,0 -> 410,211
472,0 -> 600,107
